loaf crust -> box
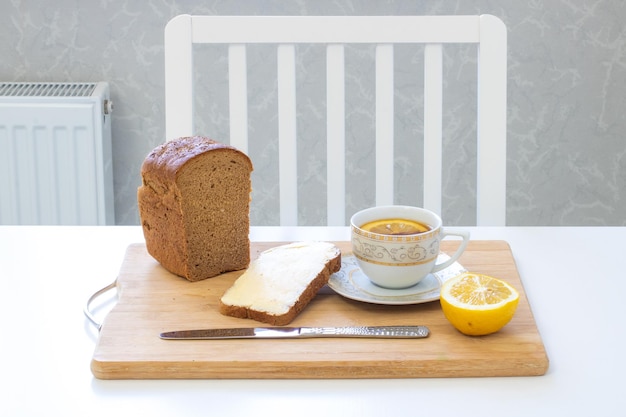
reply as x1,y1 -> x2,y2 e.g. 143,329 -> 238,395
219,242 -> 342,325
138,136 -> 253,281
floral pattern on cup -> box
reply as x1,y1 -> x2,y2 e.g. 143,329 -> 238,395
352,236 -> 440,267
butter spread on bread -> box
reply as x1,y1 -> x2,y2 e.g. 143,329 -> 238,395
219,241 -> 341,325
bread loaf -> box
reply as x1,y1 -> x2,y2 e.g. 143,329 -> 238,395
137,136 -> 253,281
219,242 -> 341,325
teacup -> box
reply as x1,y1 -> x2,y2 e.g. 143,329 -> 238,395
350,205 -> 470,289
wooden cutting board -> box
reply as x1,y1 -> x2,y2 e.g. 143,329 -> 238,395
91,240 -> 549,379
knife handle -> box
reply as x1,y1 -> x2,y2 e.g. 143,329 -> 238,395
300,326 -> 429,338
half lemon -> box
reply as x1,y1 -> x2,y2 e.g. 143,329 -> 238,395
440,272 -> 519,336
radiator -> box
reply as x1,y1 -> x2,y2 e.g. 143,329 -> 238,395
0,82 -> 114,225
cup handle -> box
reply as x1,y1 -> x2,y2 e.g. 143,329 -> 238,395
432,228 -> 470,272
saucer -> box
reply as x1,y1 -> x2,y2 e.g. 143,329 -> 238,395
327,254 -> 467,305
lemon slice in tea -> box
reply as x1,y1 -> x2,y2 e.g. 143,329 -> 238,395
360,219 -> 430,235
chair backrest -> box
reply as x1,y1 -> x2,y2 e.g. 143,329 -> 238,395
164,15 -> 507,226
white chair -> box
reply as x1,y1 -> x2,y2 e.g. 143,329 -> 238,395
164,15 -> 507,226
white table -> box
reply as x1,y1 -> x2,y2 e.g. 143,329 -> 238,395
1,226 -> 624,416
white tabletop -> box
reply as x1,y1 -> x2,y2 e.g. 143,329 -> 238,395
1,225 -> 624,416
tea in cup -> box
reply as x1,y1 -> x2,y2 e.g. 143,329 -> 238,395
350,205 -> 470,289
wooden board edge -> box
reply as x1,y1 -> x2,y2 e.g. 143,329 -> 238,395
91,355 -> 550,380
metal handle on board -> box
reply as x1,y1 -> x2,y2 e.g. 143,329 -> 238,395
83,280 -> 118,331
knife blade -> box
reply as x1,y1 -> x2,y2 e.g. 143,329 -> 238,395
159,325 -> 429,340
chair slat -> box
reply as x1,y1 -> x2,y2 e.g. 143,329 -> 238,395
326,45 -> 346,226
164,15 -> 194,141
375,44 -> 395,207
191,16 -> 480,44
423,44 -> 443,216
476,14 -> 507,226
228,45 -> 248,154
277,44 -> 298,226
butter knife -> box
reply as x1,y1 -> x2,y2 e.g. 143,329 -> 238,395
160,325 -> 429,340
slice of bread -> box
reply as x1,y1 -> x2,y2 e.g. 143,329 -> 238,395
137,136 -> 253,281
219,242 -> 342,325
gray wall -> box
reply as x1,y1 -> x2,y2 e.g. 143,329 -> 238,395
2,1 -> 624,226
